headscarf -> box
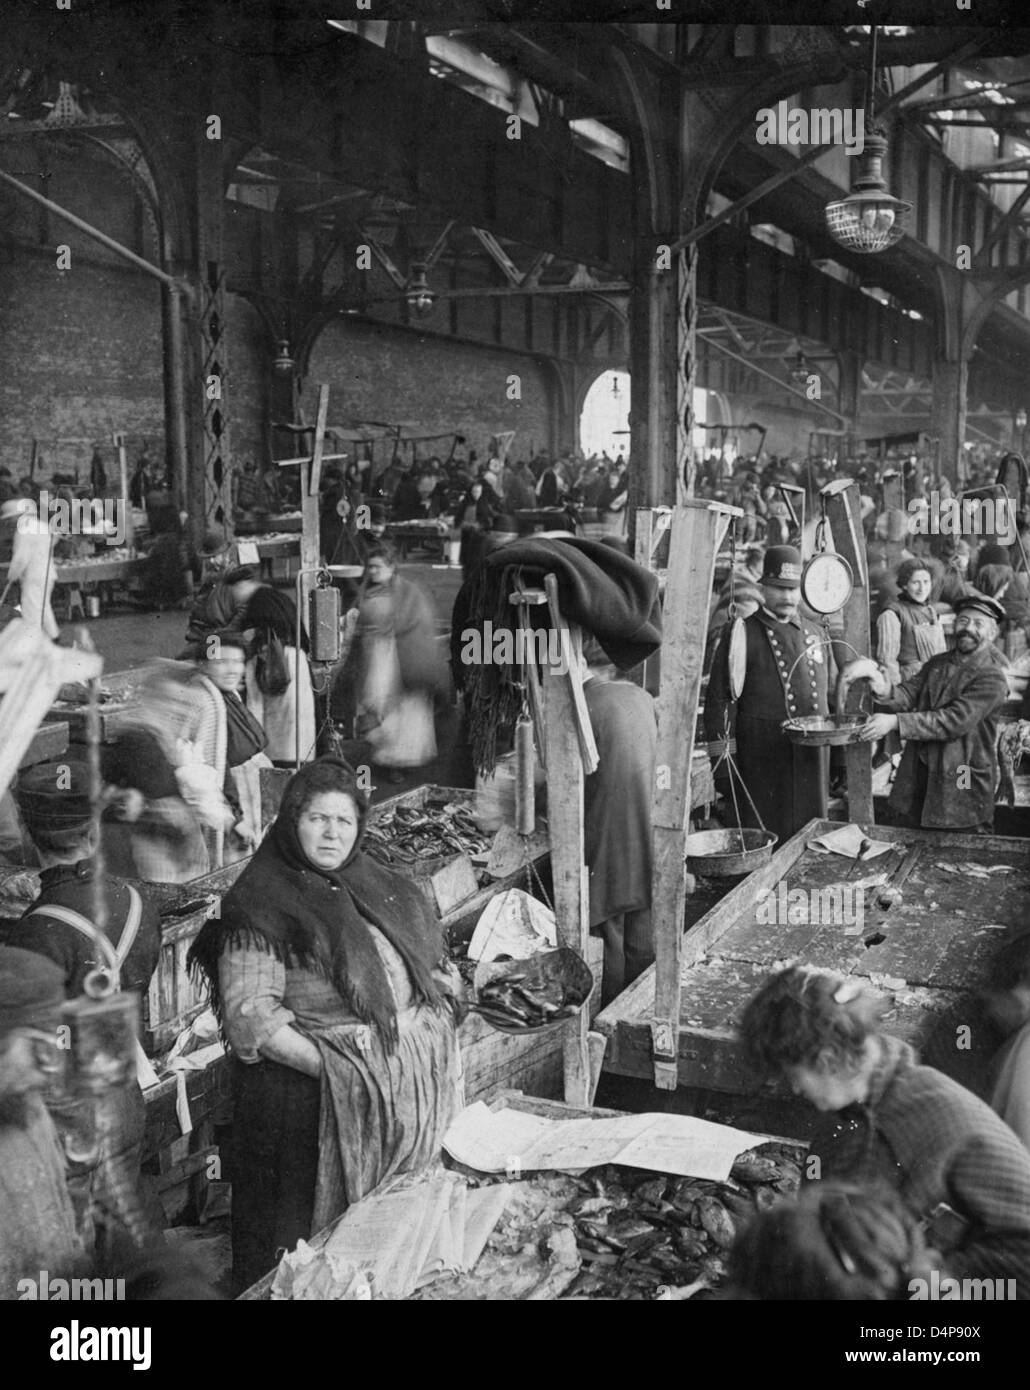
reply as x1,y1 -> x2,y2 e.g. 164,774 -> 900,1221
243,585 -> 310,653
188,758 -> 447,1040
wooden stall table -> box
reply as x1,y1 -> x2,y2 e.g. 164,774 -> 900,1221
383,519 -> 449,560
1,552 -> 146,620
236,512 -> 303,536
238,1088 -> 804,1301
597,818 -> 1030,1099
243,532 -> 302,583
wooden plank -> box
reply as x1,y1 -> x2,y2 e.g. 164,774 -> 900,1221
649,501 -> 740,1089
543,575 -> 598,774
821,480 -> 873,823
541,629 -> 591,1108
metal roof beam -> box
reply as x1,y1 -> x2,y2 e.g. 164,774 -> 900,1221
976,185 -> 1030,266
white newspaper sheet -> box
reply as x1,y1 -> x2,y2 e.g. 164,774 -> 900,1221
444,1102 -> 761,1182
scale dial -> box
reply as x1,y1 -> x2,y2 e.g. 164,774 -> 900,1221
801,552 -> 854,615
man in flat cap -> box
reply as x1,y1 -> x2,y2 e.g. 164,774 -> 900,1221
705,545 -> 832,845
847,593 -> 1010,830
0,947 -> 87,1298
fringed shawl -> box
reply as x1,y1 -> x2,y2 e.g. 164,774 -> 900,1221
188,758 -> 447,1042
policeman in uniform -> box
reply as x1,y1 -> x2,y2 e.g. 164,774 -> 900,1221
1,761 -> 162,1259
705,545 -> 830,846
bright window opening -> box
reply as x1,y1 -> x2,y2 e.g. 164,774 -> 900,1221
579,370 -> 630,459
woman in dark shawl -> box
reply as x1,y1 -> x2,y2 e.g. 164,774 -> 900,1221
241,585 -> 315,764
188,758 -> 464,1295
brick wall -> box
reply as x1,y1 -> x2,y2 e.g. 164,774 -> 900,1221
225,295 -> 270,470
0,246 -> 165,482
0,139 -> 553,492
302,317 -> 554,464
0,238 -> 272,488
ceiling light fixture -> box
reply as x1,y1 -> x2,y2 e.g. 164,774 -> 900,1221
273,340 -> 295,374
405,261 -> 436,316
825,26 -> 911,255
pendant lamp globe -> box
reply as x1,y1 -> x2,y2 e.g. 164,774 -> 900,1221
825,131 -> 911,254
405,261 -> 436,316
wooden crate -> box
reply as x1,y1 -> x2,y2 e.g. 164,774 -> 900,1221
146,860 -> 251,1052
142,1056 -> 233,1165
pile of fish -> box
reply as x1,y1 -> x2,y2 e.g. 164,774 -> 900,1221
363,801 -> 493,869
557,1144 -> 806,1299
474,970 -> 578,1029
935,861 -> 1016,880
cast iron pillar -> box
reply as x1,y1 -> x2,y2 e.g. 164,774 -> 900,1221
837,350 -> 864,458
194,119 -> 233,541
931,266 -> 1030,486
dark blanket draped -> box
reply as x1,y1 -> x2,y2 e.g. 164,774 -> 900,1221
451,537 -> 662,773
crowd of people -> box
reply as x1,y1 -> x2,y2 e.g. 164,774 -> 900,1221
4,438 -> 1030,1302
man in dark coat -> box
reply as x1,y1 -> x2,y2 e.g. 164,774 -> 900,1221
705,545 -> 830,846
854,593 -> 1009,830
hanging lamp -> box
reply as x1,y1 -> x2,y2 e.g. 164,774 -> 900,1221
825,25 -> 911,254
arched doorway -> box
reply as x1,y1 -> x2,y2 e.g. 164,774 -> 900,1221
579,369 -> 630,458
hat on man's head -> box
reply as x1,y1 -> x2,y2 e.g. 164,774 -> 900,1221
955,593 -> 1006,624
198,530 -> 227,558
977,543 -> 1009,568
16,760 -> 93,833
761,545 -> 803,589
0,948 -> 66,1034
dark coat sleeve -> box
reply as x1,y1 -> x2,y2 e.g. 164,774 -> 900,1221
885,664 -> 1009,742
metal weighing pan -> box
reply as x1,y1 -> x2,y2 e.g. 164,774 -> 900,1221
782,713 -> 869,746
685,827 -> 777,877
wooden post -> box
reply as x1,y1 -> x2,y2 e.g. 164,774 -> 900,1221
541,621 -> 593,1107
115,434 -> 133,551
631,506 -> 672,690
274,383 -> 331,631
822,479 -> 874,824
650,499 -> 740,1090
300,385 -> 329,609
